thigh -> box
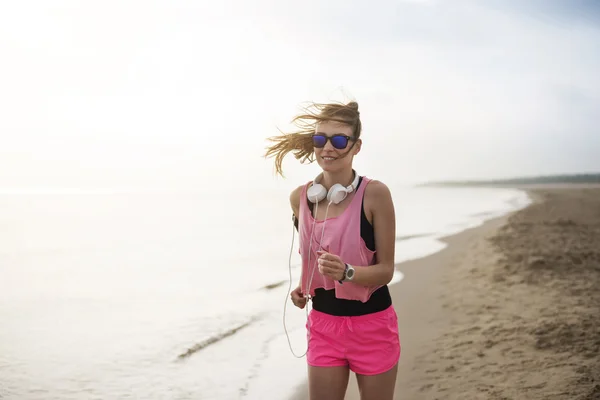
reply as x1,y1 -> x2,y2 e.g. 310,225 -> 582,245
308,365 -> 350,400
356,362 -> 398,400
306,310 -> 348,369
347,305 -> 401,376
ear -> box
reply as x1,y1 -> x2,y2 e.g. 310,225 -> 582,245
353,139 -> 362,155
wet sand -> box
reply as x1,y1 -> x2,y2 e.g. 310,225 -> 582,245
291,187 -> 600,399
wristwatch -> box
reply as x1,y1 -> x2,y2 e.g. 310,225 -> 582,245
339,263 -> 355,284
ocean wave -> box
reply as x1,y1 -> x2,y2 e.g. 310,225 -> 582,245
175,315 -> 262,361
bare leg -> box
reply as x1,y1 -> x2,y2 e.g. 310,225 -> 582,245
308,365 -> 350,400
356,363 -> 398,400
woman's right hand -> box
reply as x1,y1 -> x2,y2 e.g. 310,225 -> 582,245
290,285 -> 307,309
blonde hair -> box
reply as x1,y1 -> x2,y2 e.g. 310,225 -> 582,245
264,101 -> 362,177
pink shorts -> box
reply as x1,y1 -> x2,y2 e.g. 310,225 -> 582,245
306,305 -> 401,375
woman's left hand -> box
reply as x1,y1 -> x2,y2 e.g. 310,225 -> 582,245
317,250 -> 345,281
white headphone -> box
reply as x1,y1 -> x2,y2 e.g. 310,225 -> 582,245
306,169 -> 360,205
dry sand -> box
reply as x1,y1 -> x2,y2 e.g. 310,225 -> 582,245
290,187 -> 600,400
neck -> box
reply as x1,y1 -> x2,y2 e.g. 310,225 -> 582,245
320,168 -> 355,190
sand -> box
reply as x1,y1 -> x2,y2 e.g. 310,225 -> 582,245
290,187 -> 600,400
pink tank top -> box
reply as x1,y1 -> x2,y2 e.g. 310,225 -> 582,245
298,176 -> 380,302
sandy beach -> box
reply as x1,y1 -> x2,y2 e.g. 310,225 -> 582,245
291,186 -> 600,400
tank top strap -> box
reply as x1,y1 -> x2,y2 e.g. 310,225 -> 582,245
349,176 -> 370,209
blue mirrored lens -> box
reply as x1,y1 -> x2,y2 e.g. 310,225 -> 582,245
312,135 -> 327,147
331,136 -> 348,149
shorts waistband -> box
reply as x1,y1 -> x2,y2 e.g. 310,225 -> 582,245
310,304 -> 394,322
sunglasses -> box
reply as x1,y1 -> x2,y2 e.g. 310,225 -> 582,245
312,134 -> 354,150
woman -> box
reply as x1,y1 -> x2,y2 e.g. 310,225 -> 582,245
265,101 -> 400,400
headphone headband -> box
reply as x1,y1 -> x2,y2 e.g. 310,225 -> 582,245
307,170 -> 360,204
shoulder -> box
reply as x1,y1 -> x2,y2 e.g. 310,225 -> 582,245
363,179 -> 394,217
289,183 -> 307,215
364,179 -> 392,201
364,179 -> 395,237
290,184 -> 304,205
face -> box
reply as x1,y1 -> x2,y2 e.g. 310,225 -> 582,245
313,121 -> 361,172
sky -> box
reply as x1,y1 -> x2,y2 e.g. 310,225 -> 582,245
0,0 -> 598,189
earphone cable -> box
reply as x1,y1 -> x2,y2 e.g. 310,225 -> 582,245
283,217 -> 308,358
283,198 -> 331,359
283,197 -> 332,359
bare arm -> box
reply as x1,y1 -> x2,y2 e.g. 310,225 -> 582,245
350,180 -> 396,286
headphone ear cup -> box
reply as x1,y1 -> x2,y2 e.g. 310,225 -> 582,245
327,183 -> 349,204
307,183 -> 327,203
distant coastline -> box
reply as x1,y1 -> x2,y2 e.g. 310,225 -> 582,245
418,173 -> 600,187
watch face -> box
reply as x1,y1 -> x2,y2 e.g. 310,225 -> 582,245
346,267 -> 355,279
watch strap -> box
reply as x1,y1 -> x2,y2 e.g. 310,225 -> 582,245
338,263 -> 349,284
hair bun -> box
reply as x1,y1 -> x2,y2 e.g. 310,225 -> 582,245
347,101 -> 359,111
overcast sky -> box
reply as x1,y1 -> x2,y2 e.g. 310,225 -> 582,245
1,0 -> 598,189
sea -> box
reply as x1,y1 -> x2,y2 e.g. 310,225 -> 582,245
0,182 -> 532,400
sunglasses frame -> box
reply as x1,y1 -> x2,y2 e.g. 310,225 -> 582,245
311,133 -> 355,150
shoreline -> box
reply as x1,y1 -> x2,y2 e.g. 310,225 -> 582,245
289,186 -> 600,399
